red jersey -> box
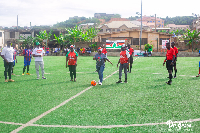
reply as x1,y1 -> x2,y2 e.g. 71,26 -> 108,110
102,48 -> 107,55
120,50 -> 130,64
166,48 -> 175,60
129,47 -> 134,56
67,51 -> 78,65
172,46 -> 178,57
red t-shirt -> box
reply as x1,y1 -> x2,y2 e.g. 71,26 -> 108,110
172,46 -> 178,57
166,48 -> 175,60
129,47 -> 134,56
102,48 -> 107,55
82,48 -> 85,53
68,52 -> 77,65
120,50 -> 130,64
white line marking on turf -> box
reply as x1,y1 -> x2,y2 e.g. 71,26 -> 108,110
10,57 -> 140,132
2,118 -> 200,129
10,70 -> 119,133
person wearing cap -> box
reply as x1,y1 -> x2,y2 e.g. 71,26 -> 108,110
116,44 -> 130,83
66,45 -> 78,82
93,47 -> 113,85
1,41 -> 15,82
32,42 -> 46,79
22,44 -> 32,75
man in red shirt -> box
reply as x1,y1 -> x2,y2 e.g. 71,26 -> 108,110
66,45 -> 78,82
101,44 -> 107,57
163,42 -> 175,85
127,44 -> 134,73
171,42 -> 178,78
116,44 -> 130,83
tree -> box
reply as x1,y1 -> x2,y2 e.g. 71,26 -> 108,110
184,29 -> 200,51
17,36 -> 34,48
35,29 -> 53,47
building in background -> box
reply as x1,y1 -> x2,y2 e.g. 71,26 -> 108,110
165,24 -> 190,32
0,30 -> 4,48
137,15 -> 165,28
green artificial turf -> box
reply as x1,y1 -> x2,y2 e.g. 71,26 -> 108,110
0,56 -> 200,132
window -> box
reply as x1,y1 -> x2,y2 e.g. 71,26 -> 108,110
141,38 -> 147,45
132,38 -> 139,45
112,29 -> 115,31
158,21 -> 160,22
117,29 -> 120,31
100,29 -> 103,32
10,32 -> 15,38
162,22 -> 163,23
153,21 -> 155,22
0,32 -> 2,37
162,25 -> 163,27
150,21 -> 152,23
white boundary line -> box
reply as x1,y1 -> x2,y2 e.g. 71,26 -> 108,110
10,65 -> 121,133
1,118 -> 200,129
1,57 -> 198,130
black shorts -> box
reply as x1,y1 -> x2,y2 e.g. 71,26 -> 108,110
166,60 -> 173,70
69,65 -> 76,71
130,55 -> 133,64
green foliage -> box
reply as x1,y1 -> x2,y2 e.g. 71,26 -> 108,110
184,29 -> 200,46
64,25 -> 99,45
144,42 -> 154,52
54,33 -> 65,46
162,16 -> 194,27
169,29 -> 187,35
89,42 -> 97,51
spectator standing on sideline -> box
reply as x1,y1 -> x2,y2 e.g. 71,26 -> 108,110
1,41 -> 15,82
32,42 -> 46,79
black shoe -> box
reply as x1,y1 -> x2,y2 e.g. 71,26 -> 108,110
174,76 -> 176,78
124,80 -> 128,83
116,81 -> 122,83
167,77 -> 169,78
166,80 -> 172,85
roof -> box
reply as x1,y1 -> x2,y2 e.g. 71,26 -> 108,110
166,24 -> 189,28
101,21 -> 139,29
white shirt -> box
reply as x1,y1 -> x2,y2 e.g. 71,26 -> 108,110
32,47 -> 44,61
1,46 -> 14,62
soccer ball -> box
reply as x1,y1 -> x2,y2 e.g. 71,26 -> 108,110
91,80 -> 97,86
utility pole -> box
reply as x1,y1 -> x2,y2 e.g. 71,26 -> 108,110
140,0 -> 142,50
17,15 -> 18,29
155,14 -> 156,32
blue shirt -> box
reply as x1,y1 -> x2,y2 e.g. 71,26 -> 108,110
94,53 -> 107,67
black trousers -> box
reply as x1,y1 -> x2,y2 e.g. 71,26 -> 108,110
4,61 -> 13,79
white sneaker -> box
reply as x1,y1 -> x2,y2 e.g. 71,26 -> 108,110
37,77 -> 39,79
98,80 -> 100,84
99,82 -> 102,85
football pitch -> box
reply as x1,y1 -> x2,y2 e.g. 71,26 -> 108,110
0,56 -> 200,132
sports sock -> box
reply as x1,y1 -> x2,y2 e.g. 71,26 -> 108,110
27,65 -> 29,73
169,74 -> 172,81
175,69 -> 177,76
23,67 -> 26,73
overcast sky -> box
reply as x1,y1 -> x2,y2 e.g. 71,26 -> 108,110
0,0 -> 199,27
